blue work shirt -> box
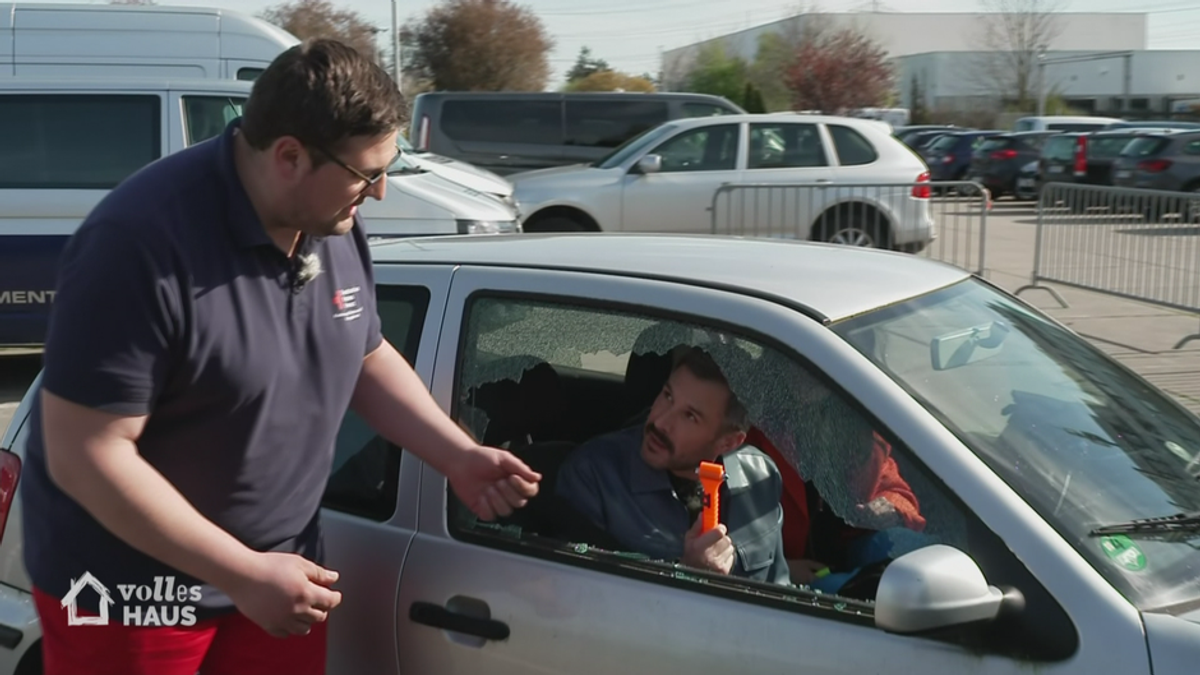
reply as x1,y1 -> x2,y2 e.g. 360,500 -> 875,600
557,426 -> 791,585
20,119 -> 383,619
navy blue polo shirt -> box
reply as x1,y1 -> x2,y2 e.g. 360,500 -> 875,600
20,119 -> 383,618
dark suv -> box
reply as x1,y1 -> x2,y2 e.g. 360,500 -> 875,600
1038,129 -> 1163,189
409,92 -> 745,175
967,131 -> 1059,199
1110,130 -> 1200,194
920,130 -> 1003,182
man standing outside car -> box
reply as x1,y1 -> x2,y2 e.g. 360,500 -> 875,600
20,39 -> 540,675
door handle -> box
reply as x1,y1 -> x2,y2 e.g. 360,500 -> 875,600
410,600 -> 510,641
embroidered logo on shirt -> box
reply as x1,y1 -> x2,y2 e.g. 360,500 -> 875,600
333,287 -> 364,322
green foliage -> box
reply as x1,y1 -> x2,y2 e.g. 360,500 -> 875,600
748,32 -> 795,112
567,46 -> 610,84
742,82 -> 767,113
685,43 -> 750,106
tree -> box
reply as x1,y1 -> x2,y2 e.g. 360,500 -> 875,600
260,0 -> 381,62
973,0 -> 1066,110
907,74 -> 934,124
685,43 -> 749,107
405,0 -> 552,92
742,82 -> 766,113
567,46 -> 610,84
565,70 -> 654,93
748,32 -> 799,112
786,27 -> 893,113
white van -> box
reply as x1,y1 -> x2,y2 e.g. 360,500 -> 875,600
0,77 -> 520,348
1013,115 -> 1122,132
0,2 -> 298,80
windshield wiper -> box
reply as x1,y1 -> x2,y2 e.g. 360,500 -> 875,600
1090,511 -> 1200,536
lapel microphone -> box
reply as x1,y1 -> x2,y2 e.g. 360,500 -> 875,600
290,252 -> 322,294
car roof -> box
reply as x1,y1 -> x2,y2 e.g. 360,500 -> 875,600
0,77 -> 254,93
661,112 -> 892,131
368,234 -> 969,323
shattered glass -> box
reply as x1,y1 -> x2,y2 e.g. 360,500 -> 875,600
457,295 -> 962,570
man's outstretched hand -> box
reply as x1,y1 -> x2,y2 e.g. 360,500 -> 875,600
449,445 -> 542,521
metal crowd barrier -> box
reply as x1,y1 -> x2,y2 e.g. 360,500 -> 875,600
1016,182 -> 1200,348
709,181 -> 991,276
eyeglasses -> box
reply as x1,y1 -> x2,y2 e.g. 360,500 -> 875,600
309,144 -> 403,194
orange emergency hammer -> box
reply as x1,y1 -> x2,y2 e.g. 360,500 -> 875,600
697,461 -> 726,533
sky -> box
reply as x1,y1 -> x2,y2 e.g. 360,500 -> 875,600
35,0 -> 1200,86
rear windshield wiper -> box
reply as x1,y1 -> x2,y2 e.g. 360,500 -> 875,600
1090,511 -> 1200,536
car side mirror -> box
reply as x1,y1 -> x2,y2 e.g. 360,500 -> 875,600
636,155 -> 663,175
875,545 -> 1023,634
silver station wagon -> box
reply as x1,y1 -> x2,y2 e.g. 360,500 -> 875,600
1,234 -> 1199,674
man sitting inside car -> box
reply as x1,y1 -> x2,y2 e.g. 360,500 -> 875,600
556,345 -> 791,585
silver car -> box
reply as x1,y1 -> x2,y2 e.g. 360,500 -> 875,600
1,234 -> 1199,674
508,114 -> 935,251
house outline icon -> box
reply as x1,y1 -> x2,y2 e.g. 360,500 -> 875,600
60,571 -> 115,626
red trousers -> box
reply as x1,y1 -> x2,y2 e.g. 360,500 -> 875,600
33,586 -> 326,675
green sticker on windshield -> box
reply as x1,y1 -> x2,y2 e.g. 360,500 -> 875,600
1099,535 -> 1146,572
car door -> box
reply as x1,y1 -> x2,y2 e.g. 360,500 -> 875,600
717,121 -> 845,240
322,264 -> 453,675
392,266 -> 1144,674
620,122 -> 742,233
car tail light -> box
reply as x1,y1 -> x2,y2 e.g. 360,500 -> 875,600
0,450 -> 20,543
990,149 -> 1018,160
1138,159 -> 1173,173
912,171 -> 931,199
1074,136 -> 1088,176
417,115 -> 431,152
941,154 -> 954,164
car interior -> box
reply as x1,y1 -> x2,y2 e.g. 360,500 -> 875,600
451,318 -> 923,603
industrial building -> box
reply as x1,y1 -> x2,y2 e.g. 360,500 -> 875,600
662,11 -> 1200,119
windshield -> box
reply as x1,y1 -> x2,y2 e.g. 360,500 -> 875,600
1041,136 -> 1077,161
929,135 -> 959,152
833,279 -> 1200,611
594,123 -> 677,169
977,138 -> 1012,153
1123,137 -> 1170,157
1089,136 -> 1136,159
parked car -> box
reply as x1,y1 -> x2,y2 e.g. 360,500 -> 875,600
898,128 -> 957,152
919,130 -> 1004,182
0,77 -> 519,348
4,234 -> 1200,675
1015,160 -> 1040,201
396,132 -> 514,203
1036,129 -> 1176,189
1013,115 -> 1122,132
967,131 -> 1059,199
1105,120 -> 1200,131
893,125 -> 958,149
507,113 -> 934,251
0,1 -> 296,80
1110,130 -> 1200,194
409,92 -> 746,175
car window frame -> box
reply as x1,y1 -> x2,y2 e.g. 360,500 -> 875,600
746,121 -> 829,170
648,122 -> 741,173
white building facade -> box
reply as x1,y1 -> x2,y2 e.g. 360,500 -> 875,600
661,11 -> 1200,117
